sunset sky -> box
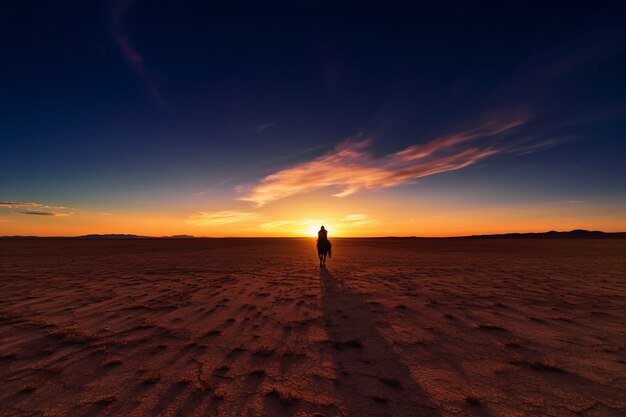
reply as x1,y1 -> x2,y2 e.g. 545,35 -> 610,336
1,1 -> 625,237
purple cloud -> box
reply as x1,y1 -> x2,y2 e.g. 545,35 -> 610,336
19,211 -> 68,217
109,0 -> 168,105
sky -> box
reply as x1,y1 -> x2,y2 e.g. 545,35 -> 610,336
1,1 -> 625,237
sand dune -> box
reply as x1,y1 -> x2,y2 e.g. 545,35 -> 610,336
0,238 -> 624,416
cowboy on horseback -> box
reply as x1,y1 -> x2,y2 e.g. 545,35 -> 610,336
318,225 -> 328,241
316,226 -> 332,268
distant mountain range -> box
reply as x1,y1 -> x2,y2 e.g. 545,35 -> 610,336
0,230 -> 624,239
77,234 -> 150,239
458,229 -> 625,239
0,234 -> 196,239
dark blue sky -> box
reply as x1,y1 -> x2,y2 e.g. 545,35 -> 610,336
1,1 -> 624,235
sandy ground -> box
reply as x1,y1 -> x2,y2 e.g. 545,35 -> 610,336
0,238 -> 624,417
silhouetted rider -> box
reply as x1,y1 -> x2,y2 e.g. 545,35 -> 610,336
318,225 -> 328,241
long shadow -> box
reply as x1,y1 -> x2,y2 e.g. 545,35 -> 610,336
320,269 -> 444,417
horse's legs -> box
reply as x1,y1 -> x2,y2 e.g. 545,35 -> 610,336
318,251 -> 328,269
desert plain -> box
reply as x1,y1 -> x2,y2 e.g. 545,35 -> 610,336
0,238 -> 624,417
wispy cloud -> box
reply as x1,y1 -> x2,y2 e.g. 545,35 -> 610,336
187,211 -> 260,227
256,122 -> 276,133
19,211 -> 68,217
109,0 -> 167,105
342,214 -> 368,221
258,218 -> 333,230
341,214 -> 376,226
1,201 -> 71,217
0,201 -> 65,209
239,118 -> 539,206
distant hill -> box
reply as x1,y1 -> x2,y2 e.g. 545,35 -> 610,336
459,229 -> 626,239
0,234 -> 151,240
0,234 -> 197,240
75,234 -> 150,239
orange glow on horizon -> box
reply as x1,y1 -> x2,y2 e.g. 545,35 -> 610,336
1,195 -> 624,237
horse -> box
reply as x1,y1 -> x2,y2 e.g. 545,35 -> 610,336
316,239 -> 332,269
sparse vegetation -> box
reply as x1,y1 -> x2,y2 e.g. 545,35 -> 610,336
142,374 -> 161,385
371,395 -> 388,404
331,338 -> 363,350
379,377 -> 403,390
477,324 -> 507,332
104,359 -> 123,367
465,396 -> 482,406
48,328 -> 91,344
18,384 -> 36,394
214,365 -> 230,373
248,369 -> 266,377
265,388 -> 298,406
228,347 -> 247,357
253,347 -> 275,357
510,359 -> 569,374
94,395 -> 117,404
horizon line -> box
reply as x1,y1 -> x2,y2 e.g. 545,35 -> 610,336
1,229 -> 624,239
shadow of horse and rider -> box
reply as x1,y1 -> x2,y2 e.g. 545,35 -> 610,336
314,226 -> 450,415
318,268 -> 443,416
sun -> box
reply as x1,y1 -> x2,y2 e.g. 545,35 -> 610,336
306,225 -> 319,237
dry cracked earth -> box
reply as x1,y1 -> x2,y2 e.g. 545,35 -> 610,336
1,238 -> 624,416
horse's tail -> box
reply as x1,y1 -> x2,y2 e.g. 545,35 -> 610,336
328,247 -> 332,259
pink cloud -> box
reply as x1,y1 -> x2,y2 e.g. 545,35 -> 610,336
239,118 -> 531,206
